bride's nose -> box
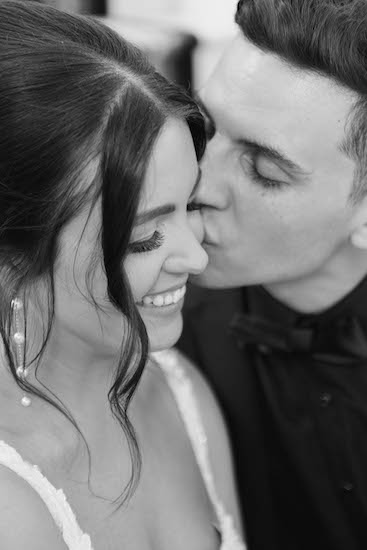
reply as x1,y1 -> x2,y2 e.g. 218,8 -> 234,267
163,215 -> 208,275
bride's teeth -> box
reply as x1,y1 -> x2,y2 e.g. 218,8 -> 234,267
140,284 -> 186,307
164,294 -> 173,306
152,295 -> 164,307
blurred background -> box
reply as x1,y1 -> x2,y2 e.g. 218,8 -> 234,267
16,0 -> 239,90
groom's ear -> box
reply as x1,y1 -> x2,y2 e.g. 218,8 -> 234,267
351,196 -> 367,250
351,224 -> 367,249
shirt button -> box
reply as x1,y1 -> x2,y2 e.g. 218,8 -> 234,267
342,481 -> 354,492
320,392 -> 332,407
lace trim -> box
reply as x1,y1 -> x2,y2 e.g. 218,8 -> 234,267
0,350 -> 246,550
0,440 -> 92,550
151,349 -> 246,550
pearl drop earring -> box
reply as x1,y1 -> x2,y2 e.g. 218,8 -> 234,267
11,297 -> 31,407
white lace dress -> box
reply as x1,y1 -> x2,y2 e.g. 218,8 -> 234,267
0,348 -> 247,550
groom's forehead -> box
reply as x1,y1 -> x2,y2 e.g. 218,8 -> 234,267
206,37 -> 308,115
204,37 -> 356,146
201,44 -> 358,186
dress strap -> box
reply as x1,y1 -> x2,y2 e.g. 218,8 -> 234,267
152,349 -> 247,550
151,349 -> 229,526
0,440 -> 92,550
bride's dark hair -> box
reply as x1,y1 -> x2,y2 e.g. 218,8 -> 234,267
0,0 -> 206,502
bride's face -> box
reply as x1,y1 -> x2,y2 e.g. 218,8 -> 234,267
125,119 -> 208,350
53,119 -> 207,356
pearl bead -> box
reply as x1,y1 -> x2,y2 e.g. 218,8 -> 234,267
11,298 -> 23,310
21,396 -> 31,407
13,332 -> 25,345
16,366 -> 29,379
16,366 -> 23,378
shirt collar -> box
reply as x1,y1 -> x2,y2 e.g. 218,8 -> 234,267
228,276 -> 367,363
245,275 -> 367,330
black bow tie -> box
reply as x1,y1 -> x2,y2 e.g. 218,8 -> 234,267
229,312 -> 367,365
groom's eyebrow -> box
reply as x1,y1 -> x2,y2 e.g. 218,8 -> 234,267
194,93 -> 311,178
135,168 -> 202,226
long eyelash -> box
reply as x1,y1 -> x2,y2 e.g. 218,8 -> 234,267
128,231 -> 165,254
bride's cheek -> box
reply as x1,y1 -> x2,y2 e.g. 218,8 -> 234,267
124,254 -> 164,303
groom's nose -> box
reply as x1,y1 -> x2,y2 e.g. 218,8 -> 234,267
196,134 -> 230,211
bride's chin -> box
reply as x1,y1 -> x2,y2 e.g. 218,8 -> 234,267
146,317 -> 183,353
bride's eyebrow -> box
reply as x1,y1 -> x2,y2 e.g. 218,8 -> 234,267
136,168 -> 201,226
135,204 -> 175,226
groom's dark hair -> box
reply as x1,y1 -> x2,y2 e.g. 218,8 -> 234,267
235,0 -> 367,202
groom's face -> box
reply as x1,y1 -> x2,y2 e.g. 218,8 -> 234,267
192,34 -> 360,289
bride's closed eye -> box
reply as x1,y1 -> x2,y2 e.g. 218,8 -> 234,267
129,198 -> 202,255
128,231 -> 165,254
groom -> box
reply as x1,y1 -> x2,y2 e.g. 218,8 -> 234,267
179,1 -> 367,549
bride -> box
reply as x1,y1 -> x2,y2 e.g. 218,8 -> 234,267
0,2 -> 245,549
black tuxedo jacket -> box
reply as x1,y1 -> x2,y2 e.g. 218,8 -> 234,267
178,283 -> 367,550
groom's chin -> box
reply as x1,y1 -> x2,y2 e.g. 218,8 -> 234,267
188,270 -> 228,289
188,273 -> 208,287
189,262 -> 248,289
